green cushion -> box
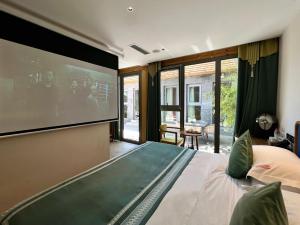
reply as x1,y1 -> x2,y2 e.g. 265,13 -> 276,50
227,130 -> 253,179
229,182 -> 288,225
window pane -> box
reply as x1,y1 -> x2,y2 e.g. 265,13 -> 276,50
124,104 -> 128,119
134,90 -> 139,114
220,58 -> 238,153
122,75 -> 139,141
161,111 -> 180,128
188,86 -> 200,103
184,62 -> 215,152
187,105 -> 201,122
165,86 -> 177,105
160,69 -> 179,106
184,62 -> 215,126
194,86 -> 200,102
124,91 -> 128,102
188,87 -> 194,102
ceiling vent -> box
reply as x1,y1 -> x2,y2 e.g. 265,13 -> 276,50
129,44 -> 150,55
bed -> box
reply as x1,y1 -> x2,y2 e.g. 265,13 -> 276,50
147,149 -> 300,225
1,125 -> 300,225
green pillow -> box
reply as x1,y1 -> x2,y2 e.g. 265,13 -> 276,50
229,182 -> 288,225
227,130 -> 253,179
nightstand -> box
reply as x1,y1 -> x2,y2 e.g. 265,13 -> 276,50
251,137 -> 268,145
267,138 -> 292,150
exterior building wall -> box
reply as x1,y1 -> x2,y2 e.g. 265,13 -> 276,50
160,74 -> 215,126
185,75 -> 214,124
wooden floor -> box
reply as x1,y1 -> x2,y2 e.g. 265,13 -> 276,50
110,141 -> 138,158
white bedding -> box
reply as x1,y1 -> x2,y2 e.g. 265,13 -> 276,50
147,151 -> 300,225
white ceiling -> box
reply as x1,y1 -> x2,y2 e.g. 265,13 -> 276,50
2,0 -> 300,68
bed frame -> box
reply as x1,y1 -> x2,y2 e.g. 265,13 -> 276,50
295,121 -> 300,157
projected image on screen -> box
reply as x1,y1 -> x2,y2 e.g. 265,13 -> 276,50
0,39 -> 118,134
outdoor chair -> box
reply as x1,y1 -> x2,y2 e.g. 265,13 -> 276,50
159,124 -> 184,146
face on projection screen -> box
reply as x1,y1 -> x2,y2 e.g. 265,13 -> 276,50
0,39 -> 118,134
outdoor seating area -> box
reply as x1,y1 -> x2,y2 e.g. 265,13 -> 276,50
159,122 -> 234,154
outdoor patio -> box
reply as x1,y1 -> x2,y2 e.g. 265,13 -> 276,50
123,119 -> 234,154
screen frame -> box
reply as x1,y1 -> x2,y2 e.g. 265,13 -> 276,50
295,121 -> 300,157
0,11 -> 119,137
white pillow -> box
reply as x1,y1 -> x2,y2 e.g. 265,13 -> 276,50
247,145 -> 300,189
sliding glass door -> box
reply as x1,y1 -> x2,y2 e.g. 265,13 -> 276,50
120,74 -> 140,143
184,62 -> 216,152
220,58 -> 238,153
159,57 -> 238,153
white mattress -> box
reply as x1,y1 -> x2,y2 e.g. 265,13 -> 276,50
146,151 -> 300,225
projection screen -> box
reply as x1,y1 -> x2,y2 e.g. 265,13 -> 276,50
0,39 -> 118,135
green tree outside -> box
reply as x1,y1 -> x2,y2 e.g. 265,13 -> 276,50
220,72 -> 237,128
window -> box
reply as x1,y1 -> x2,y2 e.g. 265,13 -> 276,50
121,75 -> 140,142
160,68 -> 181,129
164,86 -> 177,106
134,89 -> 139,119
123,90 -> 128,119
124,91 -> 128,103
160,69 -> 179,107
184,62 -> 215,128
184,61 -> 215,142
188,85 -> 201,103
161,111 -> 180,128
186,84 -> 202,123
220,58 -> 238,152
124,104 -> 128,119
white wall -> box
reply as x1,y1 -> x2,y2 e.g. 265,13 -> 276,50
277,12 -> 300,135
0,123 -> 109,213
0,5 -> 112,214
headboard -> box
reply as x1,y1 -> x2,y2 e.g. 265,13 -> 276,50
295,121 -> 300,157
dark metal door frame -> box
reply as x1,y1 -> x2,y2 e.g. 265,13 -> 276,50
160,55 -> 237,153
214,56 -> 237,153
214,59 -> 221,153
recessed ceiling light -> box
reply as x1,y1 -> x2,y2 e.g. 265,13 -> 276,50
127,6 -> 134,12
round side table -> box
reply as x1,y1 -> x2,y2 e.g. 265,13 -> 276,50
181,131 -> 201,150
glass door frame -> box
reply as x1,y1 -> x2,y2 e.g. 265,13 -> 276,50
186,83 -> 202,123
160,54 -> 237,153
159,65 -> 184,130
119,72 -> 142,144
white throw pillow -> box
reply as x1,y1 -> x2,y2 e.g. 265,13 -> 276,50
247,145 -> 300,189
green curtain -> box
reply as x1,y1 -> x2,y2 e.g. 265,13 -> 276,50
147,62 -> 161,141
234,38 -> 279,138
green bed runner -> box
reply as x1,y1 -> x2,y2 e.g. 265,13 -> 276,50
1,142 -> 196,225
